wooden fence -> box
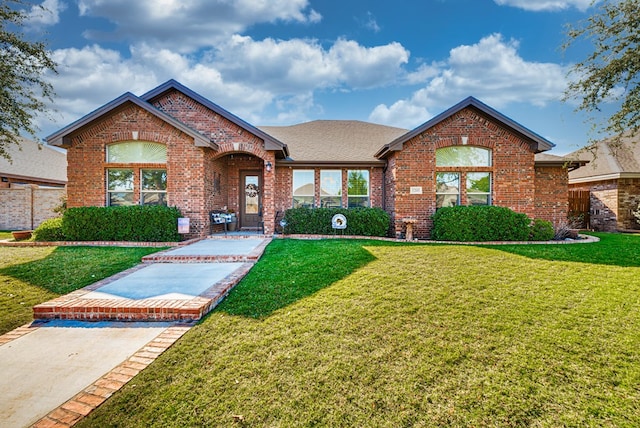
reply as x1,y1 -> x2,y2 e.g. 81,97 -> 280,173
568,190 -> 590,229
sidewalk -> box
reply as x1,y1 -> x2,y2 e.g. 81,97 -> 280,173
0,236 -> 270,428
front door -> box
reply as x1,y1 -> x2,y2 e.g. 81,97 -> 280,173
240,171 -> 261,229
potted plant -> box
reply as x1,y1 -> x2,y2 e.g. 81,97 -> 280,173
227,209 -> 237,231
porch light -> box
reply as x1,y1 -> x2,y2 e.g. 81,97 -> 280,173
265,161 -> 273,172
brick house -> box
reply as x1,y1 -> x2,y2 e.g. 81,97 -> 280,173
568,136 -> 640,231
47,80 -> 576,239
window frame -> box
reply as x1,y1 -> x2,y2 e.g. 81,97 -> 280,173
106,168 -> 135,207
435,172 -> 460,209
347,169 -> 370,208
466,172 -> 492,206
320,169 -> 343,208
105,141 -> 168,207
140,168 -> 168,206
292,169 -> 315,208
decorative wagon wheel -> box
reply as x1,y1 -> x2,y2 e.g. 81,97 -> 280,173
245,183 -> 259,198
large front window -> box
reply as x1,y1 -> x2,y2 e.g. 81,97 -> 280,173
141,169 -> 167,205
466,172 -> 491,206
106,141 -> 167,206
107,169 -> 134,206
347,170 -> 370,208
293,170 -> 314,208
436,172 -> 459,208
436,146 -> 492,208
320,170 -> 342,208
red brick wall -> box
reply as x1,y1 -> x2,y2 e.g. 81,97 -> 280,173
64,103 -> 209,237
534,165 -> 569,226
151,90 -> 276,234
385,108 -> 538,239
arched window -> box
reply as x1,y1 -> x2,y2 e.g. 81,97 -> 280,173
435,146 -> 491,167
107,141 -> 167,163
435,146 -> 492,208
105,141 -> 167,206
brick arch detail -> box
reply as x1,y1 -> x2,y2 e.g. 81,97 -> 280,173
71,104 -> 194,147
212,143 -> 269,162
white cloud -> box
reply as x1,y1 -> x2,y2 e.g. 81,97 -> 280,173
493,0 -> 595,11
369,34 -> 570,129
25,0 -> 66,27
77,0 -> 321,52
40,32 -> 411,135
214,36 -> 409,91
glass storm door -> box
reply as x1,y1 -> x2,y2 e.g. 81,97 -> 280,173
241,171 -> 261,228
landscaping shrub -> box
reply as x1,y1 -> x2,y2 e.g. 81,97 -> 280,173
431,205 -> 530,241
33,217 -> 66,241
62,205 -> 182,242
283,207 -> 390,236
529,219 -> 555,241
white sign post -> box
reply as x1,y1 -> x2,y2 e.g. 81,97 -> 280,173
331,214 -> 347,234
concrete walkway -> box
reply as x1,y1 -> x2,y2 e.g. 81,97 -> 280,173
0,236 -> 269,428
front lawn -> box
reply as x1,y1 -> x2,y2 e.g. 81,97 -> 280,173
79,233 -> 640,427
0,246 -> 166,334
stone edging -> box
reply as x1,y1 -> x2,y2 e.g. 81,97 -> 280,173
274,234 -> 600,245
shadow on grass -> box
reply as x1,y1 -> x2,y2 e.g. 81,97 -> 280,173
477,232 -> 640,268
214,239 -> 393,319
0,246 -> 165,295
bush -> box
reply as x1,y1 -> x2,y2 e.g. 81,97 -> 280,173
529,219 -> 555,241
283,207 -> 390,237
431,206 -> 531,241
62,205 -> 182,242
33,217 -> 66,241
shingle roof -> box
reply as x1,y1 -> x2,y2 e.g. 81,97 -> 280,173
260,120 -> 408,163
46,92 -> 214,149
375,97 -> 555,158
568,135 -> 640,182
0,137 -> 67,185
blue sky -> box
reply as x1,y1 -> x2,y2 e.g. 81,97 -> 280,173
22,0 -> 613,154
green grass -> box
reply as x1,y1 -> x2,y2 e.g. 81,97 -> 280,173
0,246 -> 166,334
0,230 -> 13,240
78,234 -> 640,427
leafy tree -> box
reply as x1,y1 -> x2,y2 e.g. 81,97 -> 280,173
0,0 -> 57,159
563,0 -> 640,138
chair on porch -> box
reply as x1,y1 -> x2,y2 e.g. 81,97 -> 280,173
209,210 -> 229,235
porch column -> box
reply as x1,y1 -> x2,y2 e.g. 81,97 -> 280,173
262,152 -> 276,234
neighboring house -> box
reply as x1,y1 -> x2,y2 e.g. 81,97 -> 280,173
568,136 -> 640,231
0,137 -> 67,188
47,79 -> 577,239
0,138 -> 67,230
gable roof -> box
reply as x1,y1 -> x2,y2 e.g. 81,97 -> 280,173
568,135 -> 640,183
46,92 -> 215,149
142,80 -> 289,158
260,120 -> 407,165
0,137 -> 67,185
375,96 -> 555,158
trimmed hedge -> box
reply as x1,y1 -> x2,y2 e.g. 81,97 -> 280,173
33,217 -> 66,241
62,205 -> 182,242
529,218 -> 555,241
283,207 -> 390,237
431,205 -> 531,242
